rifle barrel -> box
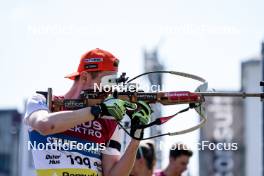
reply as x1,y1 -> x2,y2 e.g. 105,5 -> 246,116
199,92 -> 263,98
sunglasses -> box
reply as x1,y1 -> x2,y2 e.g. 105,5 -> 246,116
137,146 -> 144,159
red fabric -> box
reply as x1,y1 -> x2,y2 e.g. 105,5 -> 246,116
153,170 -> 166,176
63,119 -> 118,144
52,95 -> 117,143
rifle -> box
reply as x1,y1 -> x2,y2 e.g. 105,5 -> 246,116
37,71 -> 264,140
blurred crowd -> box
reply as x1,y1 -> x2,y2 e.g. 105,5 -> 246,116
129,142 -> 193,176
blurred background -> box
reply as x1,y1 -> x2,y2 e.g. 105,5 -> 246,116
0,0 -> 263,175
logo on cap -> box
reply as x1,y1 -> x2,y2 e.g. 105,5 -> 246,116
85,64 -> 98,69
84,58 -> 103,63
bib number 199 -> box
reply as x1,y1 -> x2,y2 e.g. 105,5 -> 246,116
67,155 -> 91,168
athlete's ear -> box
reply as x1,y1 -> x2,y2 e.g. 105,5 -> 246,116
80,71 -> 91,82
139,157 -> 145,164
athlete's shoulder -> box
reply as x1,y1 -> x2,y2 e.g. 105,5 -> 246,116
27,93 -> 47,105
24,93 -> 49,120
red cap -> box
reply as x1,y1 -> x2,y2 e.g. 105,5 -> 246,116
65,48 -> 119,80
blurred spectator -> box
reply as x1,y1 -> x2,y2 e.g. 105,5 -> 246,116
129,141 -> 156,176
154,143 -> 193,176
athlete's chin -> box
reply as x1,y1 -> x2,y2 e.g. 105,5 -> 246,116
129,172 -> 136,176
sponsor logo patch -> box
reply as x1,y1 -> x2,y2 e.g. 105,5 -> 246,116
84,58 -> 103,63
84,64 -> 98,69
64,100 -> 85,110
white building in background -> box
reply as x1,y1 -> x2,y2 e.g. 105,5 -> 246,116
199,53 -> 263,176
0,110 -> 21,176
241,58 -> 262,176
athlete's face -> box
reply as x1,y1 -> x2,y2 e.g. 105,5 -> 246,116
81,71 -> 117,90
130,158 -> 150,176
170,155 -> 190,175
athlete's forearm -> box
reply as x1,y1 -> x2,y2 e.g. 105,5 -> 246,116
107,139 -> 140,176
28,107 -> 95,135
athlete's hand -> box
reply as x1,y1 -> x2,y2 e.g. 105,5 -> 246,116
130,101 -> 152,140
94,96 -> 137,121
132,101 -> 152,125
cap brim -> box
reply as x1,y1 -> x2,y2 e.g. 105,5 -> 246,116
64,72 -> 80,80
